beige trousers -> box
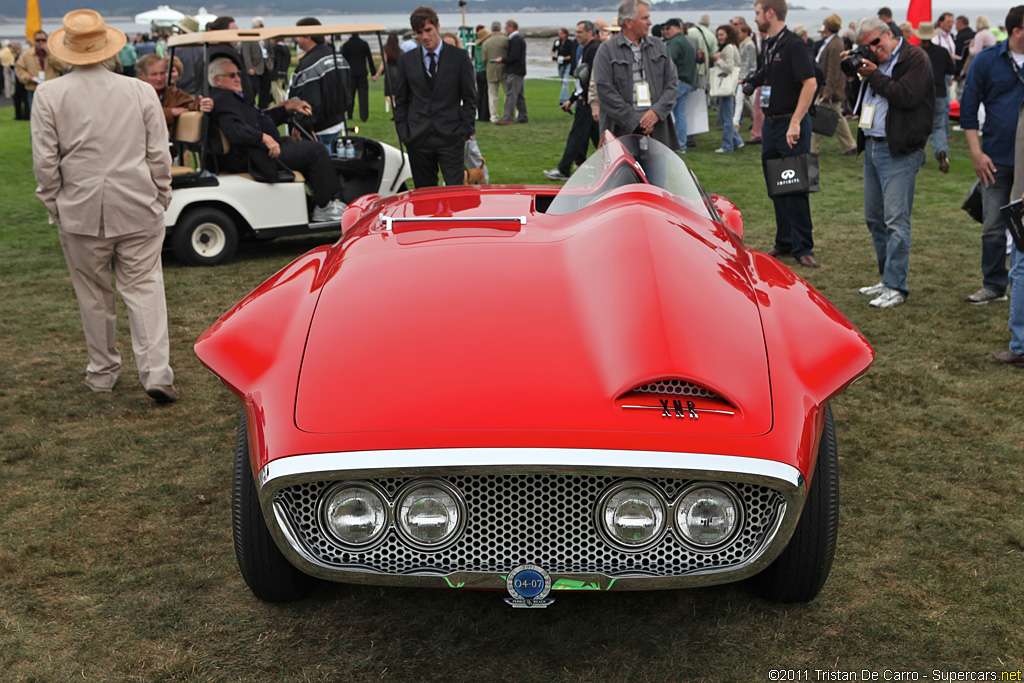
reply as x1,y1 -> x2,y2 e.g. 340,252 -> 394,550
810,99 -> 857,154
488,79 -> 504,124
58,227 -> 173,392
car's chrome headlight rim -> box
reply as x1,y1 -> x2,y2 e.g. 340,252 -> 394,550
316,480 -> 391,550
594,480 -> 669,552
672,482 -> 744,552
393,478 -> 467,550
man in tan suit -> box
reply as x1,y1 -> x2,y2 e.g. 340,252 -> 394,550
15,29 -> 66,114
810,13 -> 856,156
479,20 -> 508,124
31,10 -> 179,403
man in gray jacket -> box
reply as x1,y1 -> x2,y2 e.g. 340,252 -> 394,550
593,0 -> 678,149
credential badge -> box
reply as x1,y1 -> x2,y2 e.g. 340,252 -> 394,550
505,565 -> 554,608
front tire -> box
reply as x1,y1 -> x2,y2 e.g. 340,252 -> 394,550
751,403 -> 839,603
232,414 -> 313,601
172,208 -> 238,266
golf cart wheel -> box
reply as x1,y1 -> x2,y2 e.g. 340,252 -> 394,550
172,208 -> 238,266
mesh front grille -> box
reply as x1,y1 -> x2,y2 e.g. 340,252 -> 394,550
630,380 -> 721,400
273,475 -> 785,576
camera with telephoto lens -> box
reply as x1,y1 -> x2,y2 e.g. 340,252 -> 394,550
741,68 -> 762,97
840,44 -> 873,76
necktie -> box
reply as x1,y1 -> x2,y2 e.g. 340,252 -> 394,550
428,52 -> 437,78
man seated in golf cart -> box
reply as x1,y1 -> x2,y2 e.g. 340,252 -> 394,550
207,56 -> 347,222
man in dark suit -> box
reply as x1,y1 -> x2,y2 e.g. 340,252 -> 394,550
341,32 -> 376,122
498,18 -> 528,123
208,56 -> 346,222
393,6 -> 477,187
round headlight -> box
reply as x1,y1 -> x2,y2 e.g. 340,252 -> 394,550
395,481 -> 464,548
674,484 -> 742,549
598,482 -> 667,550
319,482 -> 389,548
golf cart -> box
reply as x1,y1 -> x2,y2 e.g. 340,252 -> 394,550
164,24 -> 411,266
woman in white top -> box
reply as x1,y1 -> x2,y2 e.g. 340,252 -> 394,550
712,24 -> 744,153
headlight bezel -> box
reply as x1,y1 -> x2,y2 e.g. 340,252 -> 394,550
316,480 -> 391,550
393,478 -> 467,550
672,482 -> 744,552
594,480 -> 670,552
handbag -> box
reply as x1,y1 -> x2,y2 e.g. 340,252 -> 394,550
708,64 -> 740,98
810,103 -> 840,136
765,154 -> 820,197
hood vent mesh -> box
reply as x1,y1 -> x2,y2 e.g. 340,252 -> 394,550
628,379 -> 721,401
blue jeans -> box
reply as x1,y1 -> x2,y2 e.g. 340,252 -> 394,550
1010,242 -> 1024,354
717,96 -> 743,151
558,61 -> 571,104
318,132 -> 339,156
863,139 -> 925,296
929,96 -> 949,160
672,81 -> 692,149
981,164 -> 1013,295
762,116 -> 814,258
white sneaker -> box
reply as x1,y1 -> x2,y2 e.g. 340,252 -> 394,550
543,168 -> 570,181
859,281 -> 886,296
869,287 -> 906,308
964,287 -> 1007,304
714,147 -> 730,154
736,141 -> 745,149
311,198 -> 346,223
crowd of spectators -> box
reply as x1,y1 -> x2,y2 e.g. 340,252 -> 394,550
12,2 -> 1024,370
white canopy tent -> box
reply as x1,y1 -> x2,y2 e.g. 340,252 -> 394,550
134,5 -> 185,27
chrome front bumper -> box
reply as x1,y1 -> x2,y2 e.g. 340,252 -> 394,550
258,448 -> 806,591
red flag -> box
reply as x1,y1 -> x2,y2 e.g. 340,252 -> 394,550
905,0 -> 932,45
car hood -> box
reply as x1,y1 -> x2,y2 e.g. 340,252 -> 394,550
295,198 -> 772,438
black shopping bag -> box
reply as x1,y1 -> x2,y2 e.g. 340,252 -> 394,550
962,180 -> 983,224
765,154 -> 820,197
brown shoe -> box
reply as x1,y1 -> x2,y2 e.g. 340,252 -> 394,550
766,247 -> 789,258
938,150 -> 949,173
146,385 -> 180,403
797,254 -> 821,268
993,350 -> 1024,367
496,120 -> 516,125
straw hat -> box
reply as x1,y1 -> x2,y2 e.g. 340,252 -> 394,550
914,21 -> 939,41
176,15 -> 200,33
476,28 -> 490,44
48,10 -> 126,65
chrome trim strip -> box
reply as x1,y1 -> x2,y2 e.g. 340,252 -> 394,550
259,448 -> 804,493
257,448 -> 806,591
379,215 -> 527,234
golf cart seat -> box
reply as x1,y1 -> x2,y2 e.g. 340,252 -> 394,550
212,128 -> 303,184
171,111 -> 204,178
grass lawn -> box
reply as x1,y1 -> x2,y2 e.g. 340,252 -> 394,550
0,77 -> 1022,682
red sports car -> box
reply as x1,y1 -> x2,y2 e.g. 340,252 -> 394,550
196,135 -> 874,607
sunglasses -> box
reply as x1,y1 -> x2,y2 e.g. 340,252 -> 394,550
219,71 -> 242,79
867,36 -> 882,47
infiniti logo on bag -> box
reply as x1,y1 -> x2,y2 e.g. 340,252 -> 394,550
781,169 -> 796,180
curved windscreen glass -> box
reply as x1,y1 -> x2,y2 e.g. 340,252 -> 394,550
546,135 -> 716,220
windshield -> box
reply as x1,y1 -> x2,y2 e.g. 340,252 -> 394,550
546,135 -> 717,220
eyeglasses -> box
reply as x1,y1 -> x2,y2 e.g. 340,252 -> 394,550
35,37 -> 47,42
218,71 -> 242,79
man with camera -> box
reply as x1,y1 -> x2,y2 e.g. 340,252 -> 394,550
847,17 -> 934,309
748,0 -> 820,268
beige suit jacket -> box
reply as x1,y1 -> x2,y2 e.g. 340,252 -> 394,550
31,65 -> 172,237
